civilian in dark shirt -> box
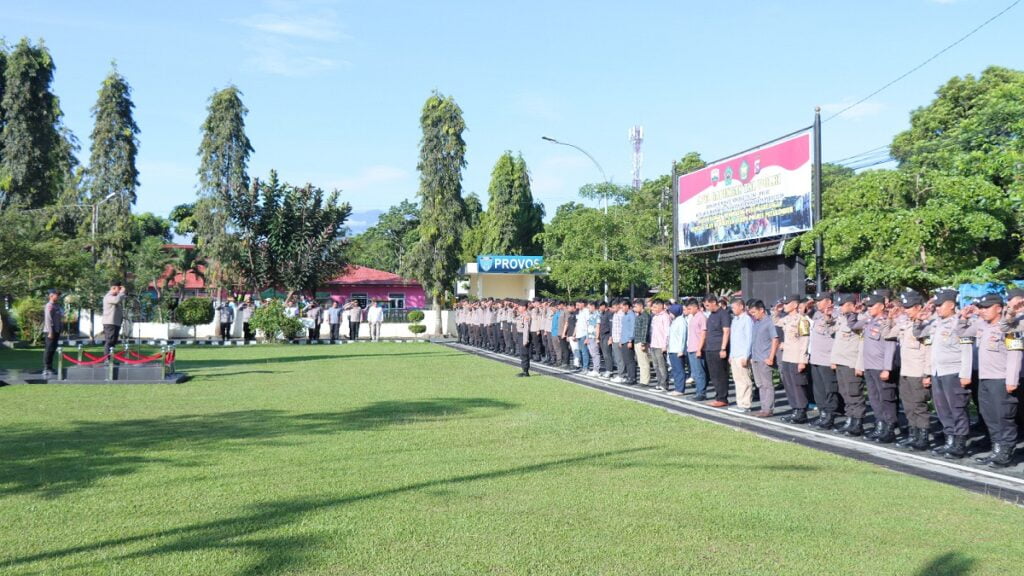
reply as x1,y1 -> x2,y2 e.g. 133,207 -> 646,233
703,294 -> 732,406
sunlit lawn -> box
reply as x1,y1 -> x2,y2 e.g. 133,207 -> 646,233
1,343 -> 1022,575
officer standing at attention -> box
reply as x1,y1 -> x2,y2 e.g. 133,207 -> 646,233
831,294 -> 866,436
516,301 -> 532,377
854,292 -> 898,443
772,294 -> 811,423
808,291 -> 841,429
963,293 -> 1022,468
883,290 -> 932,451
914,289 -> 973,459
42,289 -> 63,377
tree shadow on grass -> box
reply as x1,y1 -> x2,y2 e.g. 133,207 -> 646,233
178,351 -> 466,369
914,552 -> 976,576
0,398 -> 516,500
0,446 -> 657,575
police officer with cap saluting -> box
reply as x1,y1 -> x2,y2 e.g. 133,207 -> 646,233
914,289 -> 973,459
853,291 -> 898,443
883,289 -> 932,451
772,294 -> 811,423
831,294 -> 866,436
808,291 -> 841,429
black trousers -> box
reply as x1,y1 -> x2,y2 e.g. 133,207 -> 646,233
349,321 -> 360,340
704,349 -> 730,402
780,361 -> 809,410
103,324 -> 121,357
520,338 -> 532,374
811,364 -> 841,414
221,322 -> 232,341
979,378 -> 1018,445
329,323 -> 340,341
836,365 -> 866,418
865,369 -> 898,425
899,375 -> 931,429
243,322 -> 253,342
933,373 -> 971,436
44,334 -> 59,371
599,335 -> 614,373
530,332 -> 542,360
619,343 -> 636,383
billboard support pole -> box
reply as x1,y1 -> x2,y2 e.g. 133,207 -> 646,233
813,107 -> 824,293
671,162 -> 679,299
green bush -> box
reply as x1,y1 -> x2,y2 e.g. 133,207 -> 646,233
12,297 -> 45,345
408,324 -> 427,334
249,299 -> 304,342
406,310 -> 425,323
177,298 -> 214,338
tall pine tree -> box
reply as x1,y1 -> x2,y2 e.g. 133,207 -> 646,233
404,91 -> 467,333
87,64 -> 140,281
0,38 -> 74,209
195,85 -> 253,293
481,151 -> 544,255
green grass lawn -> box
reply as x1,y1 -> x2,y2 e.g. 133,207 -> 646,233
1,343 -> 1022,575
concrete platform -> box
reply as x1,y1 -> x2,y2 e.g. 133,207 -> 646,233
0,368 -> 188,385
449,342 -> 1024,505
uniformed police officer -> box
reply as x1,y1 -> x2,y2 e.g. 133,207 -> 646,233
808,291 -> 841,429
963,293 -> 1022,468
772,295 -> 811,424
884,290 -> 932,451
914,289 -> 973,458
516,301 -> 532,377
831,294 -> 865,436
853,292 -> 898,443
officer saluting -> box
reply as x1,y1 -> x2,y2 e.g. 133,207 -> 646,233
883,290 -> 932,451
772,295 -> 811,424
831,294 -> 865,436
516,301 -> 532,377
963,293 -> 1023,468
914,289 -> 973,459
853,291 -> 898,443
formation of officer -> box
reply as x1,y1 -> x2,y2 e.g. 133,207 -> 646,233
456,287 -> 1024,469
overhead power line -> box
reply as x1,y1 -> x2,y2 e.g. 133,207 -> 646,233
823,0 -> 1021,122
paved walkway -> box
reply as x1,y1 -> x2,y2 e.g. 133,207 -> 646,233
449,342 -> 1024,505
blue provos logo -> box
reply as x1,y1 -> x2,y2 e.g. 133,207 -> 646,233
476,255 -> 544,274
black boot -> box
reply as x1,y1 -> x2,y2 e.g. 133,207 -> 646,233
782,409 -> 808,424
842,417 -> 864,437
874,421 -> 896,444
897,427 -> 917,448
974,447 -> 998,465
943,435 -> 968,459
932,434 -> 955,457
866,421 -> 884,440
988,443 -> 1015,469
809,412 -> 827,427
909,427 -> 930,451
815,412 -> 836,430
834,416 -> 854,434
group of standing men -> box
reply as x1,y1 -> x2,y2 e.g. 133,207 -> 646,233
457,287 -> 1024,469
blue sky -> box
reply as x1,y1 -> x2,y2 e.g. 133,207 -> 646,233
2,0 -> 1021,231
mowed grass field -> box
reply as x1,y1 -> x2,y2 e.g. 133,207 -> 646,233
1,343 -> 1023,575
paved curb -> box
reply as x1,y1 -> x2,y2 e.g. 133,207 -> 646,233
447,342 -> 1024,506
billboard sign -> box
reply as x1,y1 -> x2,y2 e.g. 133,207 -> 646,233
677,129 -> 813,250
476,255 -> 544,274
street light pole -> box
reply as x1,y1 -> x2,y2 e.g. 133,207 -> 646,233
541,136 -> 610,301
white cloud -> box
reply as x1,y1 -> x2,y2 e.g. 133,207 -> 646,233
235,0 -> 348,77
820,99 -> 886,120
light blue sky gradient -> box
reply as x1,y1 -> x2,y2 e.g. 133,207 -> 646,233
2,0 -> 1021,229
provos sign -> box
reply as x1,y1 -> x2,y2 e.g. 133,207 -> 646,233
476,255 -> 545,274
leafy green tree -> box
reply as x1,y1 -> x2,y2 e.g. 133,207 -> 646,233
258,176 -> 351,299
481,152 -> 544,255
86,64 -> 140,281
0,38 -> 76,209
405,91 -> 467,333
169,202 -> 197,241
789,169 -> 1012,291
348,200 -> 419,273
194,85 -> 253,293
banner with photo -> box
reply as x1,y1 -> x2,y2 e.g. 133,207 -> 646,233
677,129 -> 813,250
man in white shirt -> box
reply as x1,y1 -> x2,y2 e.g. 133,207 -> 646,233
367,300 -> 384,341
